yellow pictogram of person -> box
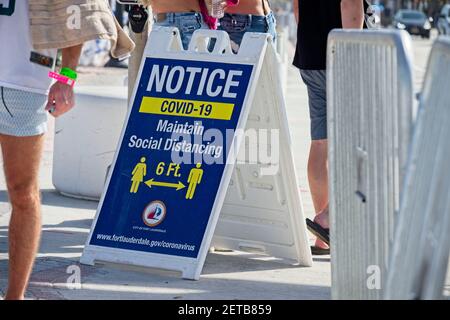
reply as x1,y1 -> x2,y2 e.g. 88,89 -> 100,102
186,163 -> 203,200
130,157 -> 147,194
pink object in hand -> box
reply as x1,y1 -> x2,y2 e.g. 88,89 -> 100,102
200,0 -> 239,30
48,71 -> 75,87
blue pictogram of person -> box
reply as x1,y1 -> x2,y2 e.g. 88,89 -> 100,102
186,163 -> 203,200
130,157 -> 147,193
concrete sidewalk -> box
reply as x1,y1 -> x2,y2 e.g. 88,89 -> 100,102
0,52 -> 332,300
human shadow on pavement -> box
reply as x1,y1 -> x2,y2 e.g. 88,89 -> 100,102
1,218 -> 331,300
0,218 -> 93,257
0,254 -> 331,300
1,216 -> 314,275
0,191 -> 326,294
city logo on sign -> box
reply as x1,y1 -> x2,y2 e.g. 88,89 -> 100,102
142,201 -> 167,227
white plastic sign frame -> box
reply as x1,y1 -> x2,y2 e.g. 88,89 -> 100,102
81,27 -> 312,279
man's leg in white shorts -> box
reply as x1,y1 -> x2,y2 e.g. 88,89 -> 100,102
1,134 -> 44,300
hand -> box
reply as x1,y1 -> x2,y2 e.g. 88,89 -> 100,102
45,81 -> 75,118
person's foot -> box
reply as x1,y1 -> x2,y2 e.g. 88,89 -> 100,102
315,238 -> 329,250
306,206 -> 331,248
310,245 -> 330,255
311,214 -> 330,254
306,218 -> 330,246
314,207 -> 330,247
314,206 -> 329,229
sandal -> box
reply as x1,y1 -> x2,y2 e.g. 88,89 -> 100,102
306,218 -> 330,246
310,246 -> 330,255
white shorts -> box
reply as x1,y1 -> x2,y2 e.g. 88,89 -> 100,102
0,86 -> 48,137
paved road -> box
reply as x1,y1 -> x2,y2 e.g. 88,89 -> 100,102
0,33 -> 447,300
411,30 -> 437,89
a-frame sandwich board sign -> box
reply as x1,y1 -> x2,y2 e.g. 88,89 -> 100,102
81,27 -> 312,280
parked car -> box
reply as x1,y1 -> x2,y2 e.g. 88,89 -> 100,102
437,4 -> 450,36
393,10 -> 431,39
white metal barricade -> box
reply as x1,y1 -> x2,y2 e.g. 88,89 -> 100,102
384,38 -> 450,300
328,30 -> 414,299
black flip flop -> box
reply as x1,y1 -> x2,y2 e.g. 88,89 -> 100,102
310,246 -> 330,255
306,218 -> 330,246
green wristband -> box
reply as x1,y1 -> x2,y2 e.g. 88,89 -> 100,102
60,67 -> 77,81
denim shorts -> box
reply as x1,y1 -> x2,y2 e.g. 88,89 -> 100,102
154,12 -> 208,50
0,86 -> 47,137
300,70 -> 327,141
218,11 -> 277,51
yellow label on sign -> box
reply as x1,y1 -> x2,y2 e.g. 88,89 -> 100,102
139,97 -> 235,121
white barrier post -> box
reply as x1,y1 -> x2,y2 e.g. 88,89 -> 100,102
327,30 -> 414,299
384,38 -> 450,300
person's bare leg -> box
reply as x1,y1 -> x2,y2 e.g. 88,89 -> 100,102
1,134 -> 44,300
307,139 -> 329,248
